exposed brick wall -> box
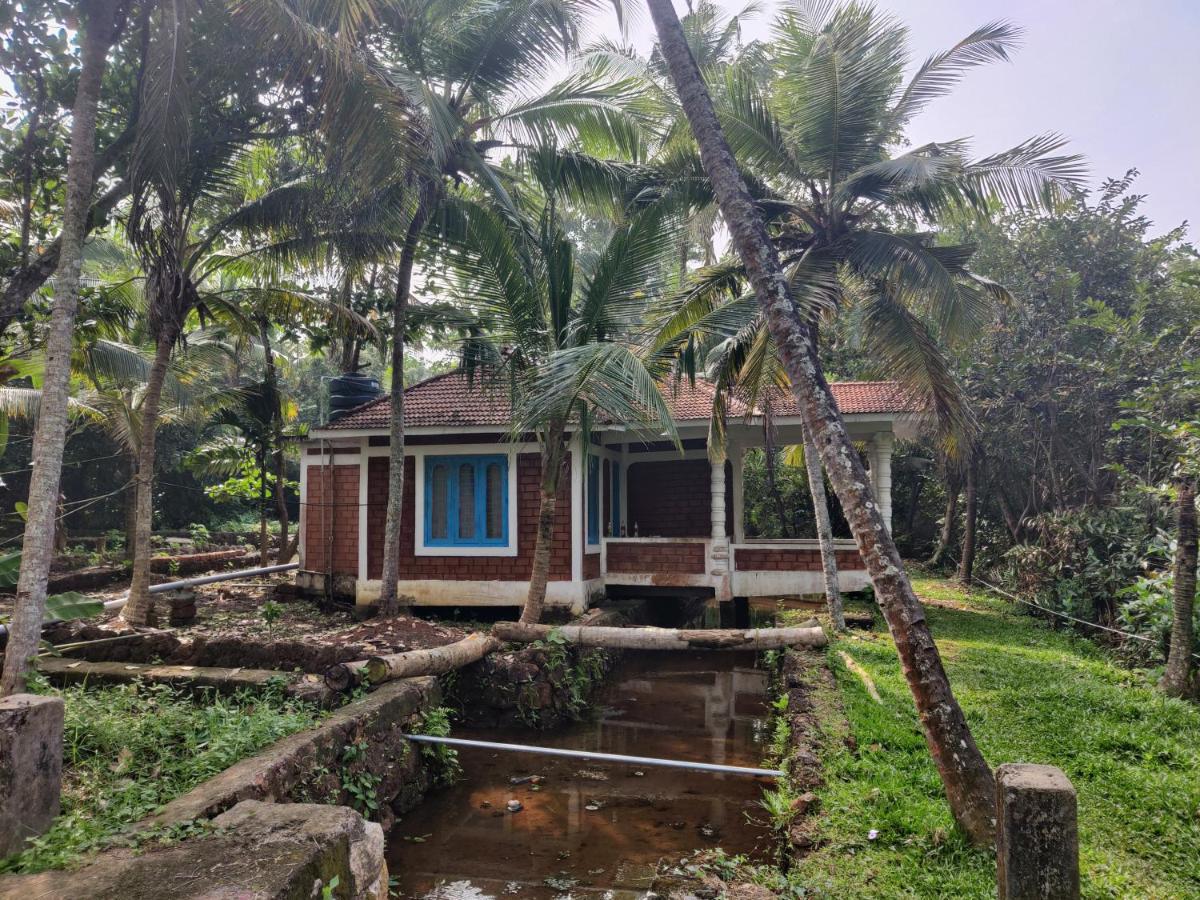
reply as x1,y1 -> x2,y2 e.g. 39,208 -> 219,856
583,552 -> 601,580
625,459 -> 734,537
365,452 -> 573,582
606,541 -> 706,574
303,464 -> 360,575
733,547 -> 863,571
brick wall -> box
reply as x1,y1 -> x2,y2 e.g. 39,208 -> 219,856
583,552 -> 601,580
733,547 -> 863,572
303,464 -> 360,575
365,452 -> 574,582
625,459 -> 734,537
606,541 -> 706,574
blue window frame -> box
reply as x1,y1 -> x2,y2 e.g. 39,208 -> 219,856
587,455 -> 601,545
424,454 -> 508,547
610,463 -> 621,535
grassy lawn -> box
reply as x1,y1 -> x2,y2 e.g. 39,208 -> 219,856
786,575 -> 1200,899
0,677 -> 321,874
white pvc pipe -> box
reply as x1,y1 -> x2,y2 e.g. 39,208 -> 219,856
402,733 -> 783,778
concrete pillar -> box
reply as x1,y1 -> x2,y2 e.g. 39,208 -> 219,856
870,432 -> 894,533
996,763 -> 1080,900
709,453 -> 729,581
0,693 -> 64,857
710,454 -> 727,543
569,436 -> 584,582
730,443 -> 745,544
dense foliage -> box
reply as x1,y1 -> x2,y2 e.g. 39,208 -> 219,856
0,2 -> 1194,661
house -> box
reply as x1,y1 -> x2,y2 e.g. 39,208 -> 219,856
297,371 -> 920,612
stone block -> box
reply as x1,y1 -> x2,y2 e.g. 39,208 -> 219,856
0,693 -> 64,858
0,800 -> 387,899
996,763 -> 1080,900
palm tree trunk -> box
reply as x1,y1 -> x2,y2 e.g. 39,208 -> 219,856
259,320 -> 290,564
123,460 -> 137,561
1161,479 -> 1197,698
1,0 -> 124,696
378,201 -> 429,617
928,474 -> 959,567
521,423 -> 567,625
958,450 -> 978,586
803,422 -> 843,630
258,447 -> 270,566
645,0 -> 995,846
120,331 -> 174,627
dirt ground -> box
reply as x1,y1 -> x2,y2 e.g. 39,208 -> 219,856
2,570 -> 471,661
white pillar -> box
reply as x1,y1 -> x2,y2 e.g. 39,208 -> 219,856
871,432 -> 894,533
710,454 -> 729,577
730,443 -> 745,544
357,438 -> 370,584
570,436 -> 584,582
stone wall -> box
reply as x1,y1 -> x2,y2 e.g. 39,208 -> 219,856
146,677 -> 443,834
625,458 -> 733,537
606,540 -> 707,574
304,463 -> 361,575
733,546 -> 863,571
451,643 -> 612,729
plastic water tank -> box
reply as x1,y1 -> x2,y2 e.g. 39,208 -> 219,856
328,372 -> 381,422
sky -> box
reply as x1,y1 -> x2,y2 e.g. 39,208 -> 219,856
587,0 -> 1200,239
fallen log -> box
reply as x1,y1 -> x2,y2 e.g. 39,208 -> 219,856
491,622 -> 827,650
324,659 -> 369,692
325,632 -> 500,691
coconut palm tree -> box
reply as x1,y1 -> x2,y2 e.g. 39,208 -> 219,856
344,0 -> 656,616
441,178 -> 679,623
1,0 -> 129,697
643,0 -> 1084,845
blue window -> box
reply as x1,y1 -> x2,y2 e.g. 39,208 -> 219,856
587,455 -> 600,545
610,463 -> 621,535
424,454 -> 508,547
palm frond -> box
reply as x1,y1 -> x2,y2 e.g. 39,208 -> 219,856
885,21 -> 1021,131
512,342 -> 678,446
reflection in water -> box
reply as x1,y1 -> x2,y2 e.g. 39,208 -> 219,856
388,650 -> 774,899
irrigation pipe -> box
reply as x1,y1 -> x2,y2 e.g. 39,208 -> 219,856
974,576 -> 1200,663
402,734 -> 783,778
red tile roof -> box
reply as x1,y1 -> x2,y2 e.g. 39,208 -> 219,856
322,370 -> 918,431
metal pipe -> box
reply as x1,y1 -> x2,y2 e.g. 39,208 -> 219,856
147,562 -> 299,594
402,734 -> 783,778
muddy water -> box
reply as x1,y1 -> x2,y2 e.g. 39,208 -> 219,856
387,649 -> 775,899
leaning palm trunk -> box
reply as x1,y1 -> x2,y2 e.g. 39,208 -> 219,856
1,0 -> 123,695
121,334 -> 175,626
1161,478 -> 1197,698
645,0 -> 995,845
378,201 -> 429,618
802,422 -> 844,630
521,425 -> 568,625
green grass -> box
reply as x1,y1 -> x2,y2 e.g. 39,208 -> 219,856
785,576 -> 1200,899
0,677 -> 321,874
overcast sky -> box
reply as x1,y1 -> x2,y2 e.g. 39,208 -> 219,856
589,0 -> 1199,239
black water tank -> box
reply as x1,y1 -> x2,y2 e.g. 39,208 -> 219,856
328,372 -> 381,422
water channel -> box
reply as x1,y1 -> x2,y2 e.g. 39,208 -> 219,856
387,643 -> 777,899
